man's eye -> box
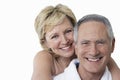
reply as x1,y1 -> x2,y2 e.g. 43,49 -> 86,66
81,41 -> 89,45
81,42 -> 88,44
97,41 -> 105,44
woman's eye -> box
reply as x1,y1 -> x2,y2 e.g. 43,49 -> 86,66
66,29 -> 73,33
51,35 -> 58,39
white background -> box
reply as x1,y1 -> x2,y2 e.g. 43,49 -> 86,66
0,0 -> 120,80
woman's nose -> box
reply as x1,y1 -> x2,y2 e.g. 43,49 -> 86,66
61,35 -> 68,44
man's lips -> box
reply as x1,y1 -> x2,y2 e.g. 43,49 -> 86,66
85,56 -> 103,62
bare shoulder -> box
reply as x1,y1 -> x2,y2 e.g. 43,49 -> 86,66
112,69 -> 120,80
34,50 -> 53,63
108,57 -> 120,80
32,50 -> 54,80
112,68 -> 120,80
33,50 -> 54,70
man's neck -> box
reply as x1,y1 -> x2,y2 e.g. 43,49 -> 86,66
77,66 -> 105,80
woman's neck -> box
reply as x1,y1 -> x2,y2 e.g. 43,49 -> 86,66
53,56 -> 73,75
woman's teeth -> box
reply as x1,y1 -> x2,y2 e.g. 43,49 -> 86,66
61,46 -> 70,50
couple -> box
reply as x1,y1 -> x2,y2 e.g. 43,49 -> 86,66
32,4 -> 120,80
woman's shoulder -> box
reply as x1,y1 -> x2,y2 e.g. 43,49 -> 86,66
35,50 -> 52,56
33,50 -> 56,74
34,50 -> 53,63
32,50 -> 55,80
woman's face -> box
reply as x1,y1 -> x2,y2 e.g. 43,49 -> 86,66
45,17 -> 75,58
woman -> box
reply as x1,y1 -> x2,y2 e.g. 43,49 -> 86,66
32,4 -> 120,80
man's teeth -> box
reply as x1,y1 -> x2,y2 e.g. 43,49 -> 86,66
87,58 -> 100,62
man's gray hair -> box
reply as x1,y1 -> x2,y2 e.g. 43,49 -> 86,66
74,14 -> 114,43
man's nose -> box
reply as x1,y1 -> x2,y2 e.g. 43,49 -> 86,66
89,44 -> 99,56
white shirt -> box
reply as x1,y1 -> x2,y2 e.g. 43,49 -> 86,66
54,59 -> 112,80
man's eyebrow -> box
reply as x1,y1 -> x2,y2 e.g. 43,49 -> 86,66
96,39 -> 106,41
80,40 -> 90,43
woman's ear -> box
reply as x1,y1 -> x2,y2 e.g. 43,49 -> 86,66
44,40 -> 49,48
41,39 -> 49,49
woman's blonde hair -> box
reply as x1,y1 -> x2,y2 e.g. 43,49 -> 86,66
34,4 -> 76,50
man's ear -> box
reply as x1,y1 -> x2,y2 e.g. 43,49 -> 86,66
75,43 -> 78,56
111,38 -> 115,53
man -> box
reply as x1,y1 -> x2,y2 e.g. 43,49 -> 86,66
54,14 -> 115,80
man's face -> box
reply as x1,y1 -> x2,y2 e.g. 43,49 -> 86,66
75,21 -> 114,73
